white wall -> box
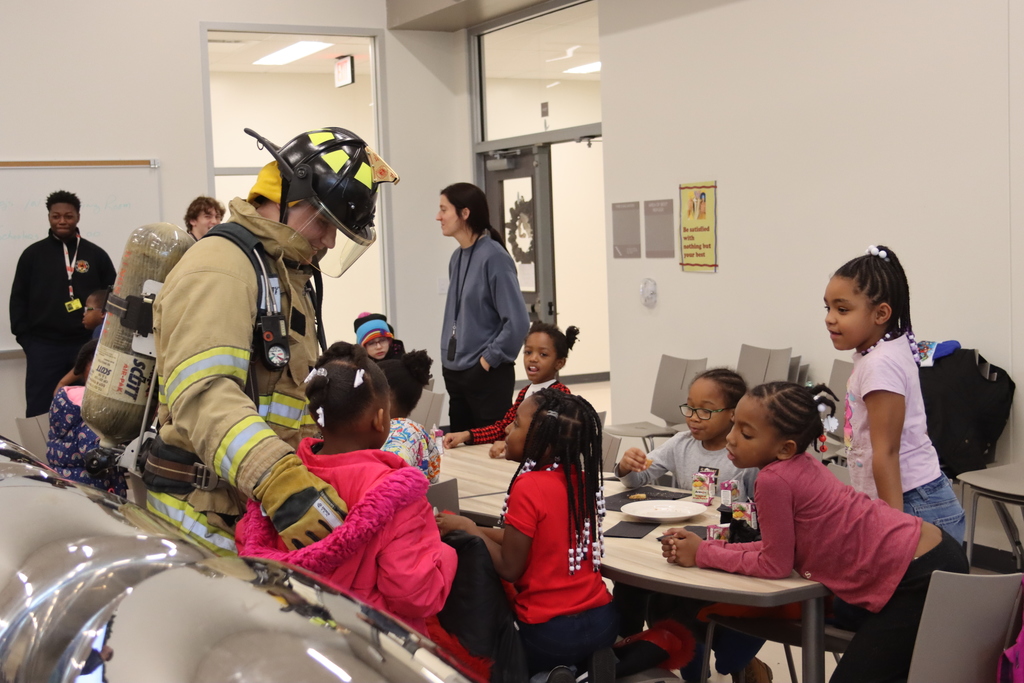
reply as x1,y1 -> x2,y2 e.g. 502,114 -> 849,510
0,0 -> 470,442
552,140 -> 610,378
598,0 -> 1020,549
381,29 -> 473,393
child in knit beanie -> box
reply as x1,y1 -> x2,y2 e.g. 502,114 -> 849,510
354,312 -> 406,361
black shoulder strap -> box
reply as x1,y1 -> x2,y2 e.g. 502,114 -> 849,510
311,268 -> 327,352
205,222 -> 269,316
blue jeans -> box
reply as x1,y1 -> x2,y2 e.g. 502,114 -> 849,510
518,601 -> 620,674
903,474 -> 965,544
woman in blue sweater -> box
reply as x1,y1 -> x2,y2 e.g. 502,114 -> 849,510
437,182 -> 530,431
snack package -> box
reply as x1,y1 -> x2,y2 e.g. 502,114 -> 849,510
692,472 -> 713,505
720,479 -> 738,507
732,501 -> 757,529
706,524 -> 729,541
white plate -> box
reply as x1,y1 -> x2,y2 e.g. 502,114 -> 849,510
620,499 -> 708,523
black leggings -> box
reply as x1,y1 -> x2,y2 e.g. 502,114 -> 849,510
830,530 -> 969,683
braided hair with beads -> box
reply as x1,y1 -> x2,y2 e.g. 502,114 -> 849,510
304,341 -> 389,431
498,388 -> 606,575
834,244 -> 921,363
749,382 -> 839,454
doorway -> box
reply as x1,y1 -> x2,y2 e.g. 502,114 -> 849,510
472,1 -> 609,384
202,28 -> 384,346
483,145 -> 554,324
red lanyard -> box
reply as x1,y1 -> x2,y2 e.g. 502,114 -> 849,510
62,236 -> 80,300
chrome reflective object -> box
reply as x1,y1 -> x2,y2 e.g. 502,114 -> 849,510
0,437 -> 472,683
0,433 -> 53,469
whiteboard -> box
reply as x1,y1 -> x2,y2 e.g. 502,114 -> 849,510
0,162 -> 162,353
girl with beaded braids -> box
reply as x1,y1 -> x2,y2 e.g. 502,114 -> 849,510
824,245 -> 965,542
235,342 -> 456,634
437,388 -> 618,678
661,382 -> 968,683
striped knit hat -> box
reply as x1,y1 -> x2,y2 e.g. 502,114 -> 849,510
354,312 -> 394,347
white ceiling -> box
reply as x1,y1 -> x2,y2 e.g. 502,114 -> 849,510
207,32 -> 373,75
206,1 -> 598,82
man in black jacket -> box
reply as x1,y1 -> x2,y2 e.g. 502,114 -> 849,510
10,190 -> 116,417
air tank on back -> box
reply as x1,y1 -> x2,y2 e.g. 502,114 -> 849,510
82,222 -> 192,448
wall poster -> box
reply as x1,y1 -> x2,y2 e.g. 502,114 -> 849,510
644,199 -> 675,258
611,201 -> 641,258
679,181 -> 718,272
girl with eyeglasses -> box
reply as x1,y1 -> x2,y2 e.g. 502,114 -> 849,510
615,368 -> 755,501
613,368 -> 773,683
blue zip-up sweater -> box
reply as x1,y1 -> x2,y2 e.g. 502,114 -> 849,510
440,233 -> 530,372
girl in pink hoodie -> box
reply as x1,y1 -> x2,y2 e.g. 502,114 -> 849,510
235,342 -> 457,633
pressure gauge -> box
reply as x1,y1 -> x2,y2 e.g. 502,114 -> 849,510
266,344 -> 290,368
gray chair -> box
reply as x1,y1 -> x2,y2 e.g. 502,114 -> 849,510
605,355 -> 707,452
907,570 -> 1022,683
15,415 -> 50,463
787,355 -> 802,383
601,431 -> 622,472
426,477 -> 460,514
409,389 -> 444,432
736,345 -> 792,388
958,462 -> 1024,570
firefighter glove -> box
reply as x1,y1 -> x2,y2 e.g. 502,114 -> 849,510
254,454 -> 348,549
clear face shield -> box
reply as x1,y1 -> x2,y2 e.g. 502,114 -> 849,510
285,197 -> 376,278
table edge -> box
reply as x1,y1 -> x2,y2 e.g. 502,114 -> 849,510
600,564 -> 829,607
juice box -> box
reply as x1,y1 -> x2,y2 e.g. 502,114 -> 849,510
692,471 -> 713,505
720,479 -> 738,507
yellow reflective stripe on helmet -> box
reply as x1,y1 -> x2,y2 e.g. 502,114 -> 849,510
355,162 -> 373,189
308,130 -> 334,146
146,491 -> 237,555
263,392 -> 308,430
165,347 -> 250,408
214,415 -> 277,485
322,149 -> 350,174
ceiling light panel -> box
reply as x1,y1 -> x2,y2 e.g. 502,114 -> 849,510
253,41 -> 334,66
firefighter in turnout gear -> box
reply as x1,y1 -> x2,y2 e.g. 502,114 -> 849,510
144,127 -> 399,554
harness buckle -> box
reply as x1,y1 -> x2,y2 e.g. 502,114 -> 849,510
193,463 -> 220,491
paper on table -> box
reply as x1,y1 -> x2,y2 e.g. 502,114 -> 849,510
604,521 -> 660,539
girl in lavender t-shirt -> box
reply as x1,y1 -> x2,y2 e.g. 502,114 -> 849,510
823,245 -> 965,542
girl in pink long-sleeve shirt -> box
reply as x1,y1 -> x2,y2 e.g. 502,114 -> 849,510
661,382 -> 967,683
235,342 -> 456,634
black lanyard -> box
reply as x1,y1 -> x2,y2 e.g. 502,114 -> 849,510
452,237 -> 480,330
448,237 -> 480,361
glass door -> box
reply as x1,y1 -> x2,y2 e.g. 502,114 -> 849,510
483,144 -> 555,324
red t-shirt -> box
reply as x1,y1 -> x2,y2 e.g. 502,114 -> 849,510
503,469 -> 612,624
